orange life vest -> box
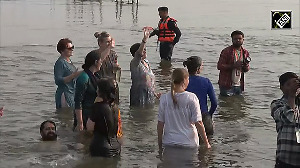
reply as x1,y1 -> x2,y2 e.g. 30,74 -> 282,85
158,17 -> 176,42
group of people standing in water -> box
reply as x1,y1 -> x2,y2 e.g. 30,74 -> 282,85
52,6 -> 252,160
54,31 -> 122,157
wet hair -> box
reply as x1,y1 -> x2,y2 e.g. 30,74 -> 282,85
130,43 -> 141,57
82,50 -> 100,70
57,38 -> 72,54
231,30 -> 244,38
183,56 -> 202,75
171,68 -> 189,106
279,72 -> 298,86
158,6 -> 168,12
97,78 -> 116,105
40,120 -> 56,133
94,31 -> 111,44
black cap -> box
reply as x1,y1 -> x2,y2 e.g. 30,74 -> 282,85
279,72 -> 298,86
158,7 -> 168,12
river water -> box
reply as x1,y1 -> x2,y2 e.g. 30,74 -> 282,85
0,0 -> 299,167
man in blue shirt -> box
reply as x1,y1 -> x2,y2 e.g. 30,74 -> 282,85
184,56 -> 218,135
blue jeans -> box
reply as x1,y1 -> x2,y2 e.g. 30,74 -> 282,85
220,86 -> 242,96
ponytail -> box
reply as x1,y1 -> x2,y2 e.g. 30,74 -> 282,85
171,81 -> 177,106
170,68 -> 189,107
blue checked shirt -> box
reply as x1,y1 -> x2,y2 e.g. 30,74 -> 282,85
271,96 -> 300,166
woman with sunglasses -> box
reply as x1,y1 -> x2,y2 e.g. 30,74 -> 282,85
54,38 -> 82,109
129,27 -> 160,107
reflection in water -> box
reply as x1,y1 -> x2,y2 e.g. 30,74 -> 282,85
55,107 -> 74,128
66,0 -> 71,19
65,0 -> 101,25
115,1 -> 123,22
115,0 -> 138,24
154,60 -> 173,92
50,0 -> 55,13
131,1 -> 138,25
64,0 -> 139,25
158,146 -> 214,168
158,146 -> 199,168
217,95 -> 248,121
99,0 -> 103,24
90,1 -> 95,24
123,106 -> 158,165
74,156 -> 120,168
208,95 -> 250,167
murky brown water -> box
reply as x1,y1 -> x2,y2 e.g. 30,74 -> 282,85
0,0 -> 299,167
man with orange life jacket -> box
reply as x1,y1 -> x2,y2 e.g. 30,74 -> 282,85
150,7 -> 181,61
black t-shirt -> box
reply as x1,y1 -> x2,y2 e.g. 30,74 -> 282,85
90,102 -> 118,137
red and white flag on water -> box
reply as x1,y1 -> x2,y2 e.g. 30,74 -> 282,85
0,107 -> 4,117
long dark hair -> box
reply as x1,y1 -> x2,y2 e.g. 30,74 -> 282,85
82,50 -> 100,70
97,78 -> 116,105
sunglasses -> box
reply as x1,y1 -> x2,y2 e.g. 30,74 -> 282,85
66,45 -> 75,50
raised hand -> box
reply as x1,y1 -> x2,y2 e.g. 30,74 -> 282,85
143,26 -> 153,39
143,26 -> 154,31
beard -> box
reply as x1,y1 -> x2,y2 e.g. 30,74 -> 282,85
233,42 -> 242,48
42,132 -> 57,141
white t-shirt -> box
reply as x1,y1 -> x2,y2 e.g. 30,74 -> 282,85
232,49 -> 243,86
158,91 -> 202,147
